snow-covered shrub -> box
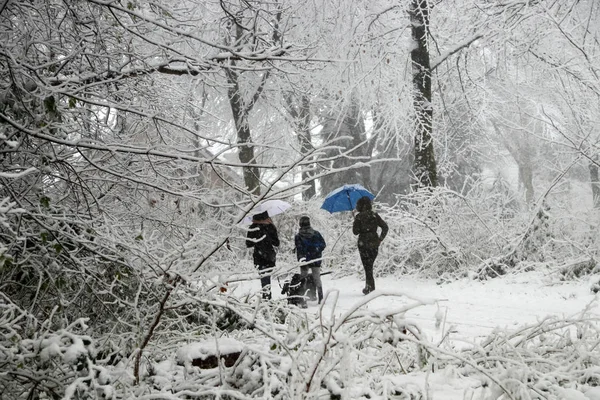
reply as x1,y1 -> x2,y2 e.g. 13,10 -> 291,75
369,184 -> 599,282
373,186 -> 525,280
457,314 -> 600,399
0,296 -> 111,400
117,288 -> 430,399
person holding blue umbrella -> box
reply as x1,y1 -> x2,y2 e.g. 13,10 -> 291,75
353,196 -> 388,295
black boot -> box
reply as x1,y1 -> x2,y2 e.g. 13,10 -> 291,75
317,287 -> 323,304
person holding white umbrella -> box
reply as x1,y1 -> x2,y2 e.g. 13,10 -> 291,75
245,208 -> 283,300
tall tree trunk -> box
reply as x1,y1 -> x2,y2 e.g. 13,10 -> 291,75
491,121 -> 535,205
285,94 -> 316,200
348,99 -> 372,190
221,4 -> 282,196
227,72 -> 261,195
590,157 -> 600,208
319,96 -> 371,195
409,0 -> 438,188
518,162 -> 534,205
298,96 -> 316,199
371,110 -> 414,203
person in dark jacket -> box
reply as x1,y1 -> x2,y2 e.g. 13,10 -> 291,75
294,216 -> 326,304
246,211 -> 280,300
352,196 -> 388,295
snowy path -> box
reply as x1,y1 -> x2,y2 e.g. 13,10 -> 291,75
234,270 -> 600,399
241,269 -> 600,346
323,271 -> 600,346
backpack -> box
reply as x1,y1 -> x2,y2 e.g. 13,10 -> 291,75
281,273 -> 317,306
296,231 -> 326,263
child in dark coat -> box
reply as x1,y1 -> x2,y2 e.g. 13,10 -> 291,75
294,216 -> 326,304
246,211 -> 280,300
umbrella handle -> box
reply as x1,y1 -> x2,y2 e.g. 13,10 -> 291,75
347,192 -> 357,217
346,191 -> 353,212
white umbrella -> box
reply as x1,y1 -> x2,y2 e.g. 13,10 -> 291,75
241,199 -> 292,224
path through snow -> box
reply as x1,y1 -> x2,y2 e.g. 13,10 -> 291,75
234,269 -> 600,399
238,269 -> 600,345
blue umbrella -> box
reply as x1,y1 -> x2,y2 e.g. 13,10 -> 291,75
321,184 -> 375,213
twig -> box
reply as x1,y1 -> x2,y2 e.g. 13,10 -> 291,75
133,281 -> 177,385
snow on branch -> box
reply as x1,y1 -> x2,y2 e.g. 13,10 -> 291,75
0,167 -> 37,179
431,33 -> 483,70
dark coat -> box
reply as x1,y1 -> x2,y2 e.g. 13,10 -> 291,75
246,222 -> 280,267
353,210 -> 388,249
294,227 -> 326,266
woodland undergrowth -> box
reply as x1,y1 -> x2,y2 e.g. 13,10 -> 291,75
2,183 -> 600,399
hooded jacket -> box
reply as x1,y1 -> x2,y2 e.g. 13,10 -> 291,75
295,226 -> 326,266
246,212 -> 280,267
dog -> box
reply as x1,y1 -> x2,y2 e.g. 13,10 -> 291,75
281,271 -> 331,307
281,273 -> 310,307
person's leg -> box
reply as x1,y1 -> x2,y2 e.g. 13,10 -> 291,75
358,247 -> 370,293
365,247 -> 378,291
359,247 -> 378,293
258,264 -> 273,300
310,265 -> 323,303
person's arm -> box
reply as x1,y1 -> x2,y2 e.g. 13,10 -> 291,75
376,213 -> 389,242
315,232 -> 326,252
246,225 -> 257,247
270,224 -> 280,247
294,234 -> 303,261
352,214 -> 360,235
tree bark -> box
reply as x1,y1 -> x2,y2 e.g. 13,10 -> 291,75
222,4 -> 282,195
319,96 -> 371,195
299,96 -> 316,199
491,121 -> 535,205
518,162 -> 534,205
227,71 -> 261,195
590,158 -> 600,208
409,0 -> 438,188
289,95 -> 316,200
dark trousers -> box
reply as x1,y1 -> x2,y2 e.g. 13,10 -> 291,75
257,264 -> 274,299
358,246 -> 378,291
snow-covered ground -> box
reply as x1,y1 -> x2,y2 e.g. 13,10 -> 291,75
241,269 -> 598,345
233,269 -> 600,399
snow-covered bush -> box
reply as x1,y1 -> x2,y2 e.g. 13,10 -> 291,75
457,313 -> 600,399
370,185 -> 599,282
370,187 -> 521,280
0,296 -> 111,400
130,290 -> 430,399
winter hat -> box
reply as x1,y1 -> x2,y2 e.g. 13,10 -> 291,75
299,216 -> 311,227
253,211 -> 269,221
